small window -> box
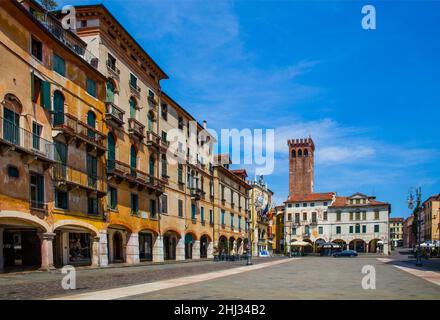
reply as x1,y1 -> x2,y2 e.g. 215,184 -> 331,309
178,116 -> 184,130
53,54 -> 65,76
150,199 -> 157,218
131,193 -> 139,214
191,203 -> 196,220
31,36 -> 43,61
7,165 -> 19,178
323,201 -> 328,206
287,214 -> 292,221
86,78 -> 96,97
292,227 -> 297,235
200,207 -> 205,222
362,225 -> 367,233
318,226 -> 323,234
230,213 -> 234,227
107,53 -> 116,70
336,226 -> 341,234
161,103 -> 168,120
310,202 -> 315,207
374,224 -> 380,233
55,189 -> 68,210
178,199 -> 183,217
130,73 -> 137,88
295,203 -> 300,208
303,212 -> 307,221
323,211 -> 327,221
349,226 -> 354,234
221,210 -> 225,225
161,194 -> 168,213
303,203 -> 307,207
88,197 -> 98,215
210,209 -> 214,224
336,212 -> 341,221
30,173 -> 45,209
80,20 -> 87,28
32,122 -> 42,151
108,186 -> 117,210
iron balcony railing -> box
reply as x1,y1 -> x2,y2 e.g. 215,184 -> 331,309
52,113 -> 106,148
106,60 -> 120,77
0,116 -> 55,161
30,11 -> 99,69
105,102 -> 125,126
128,118 -> 145,139
52,163 -> 106,194
129,82 -> 141,97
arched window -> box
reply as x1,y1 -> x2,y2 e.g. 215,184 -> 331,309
304,149 -> 308,157
53,91 -> 65,126
107,133 -> 116,171
130,145 -> 137,177
291,149 -> 296,158
129,97 -> 137,119
87,111 -> 96,139
297,149 -> 302,157
106,80 -> 115,103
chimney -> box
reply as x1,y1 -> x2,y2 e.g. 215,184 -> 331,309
203,120 -> 207,129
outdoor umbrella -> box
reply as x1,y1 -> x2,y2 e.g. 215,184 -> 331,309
290,240 -> 312,247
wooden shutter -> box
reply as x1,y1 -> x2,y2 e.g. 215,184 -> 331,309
41,81 -> 51,110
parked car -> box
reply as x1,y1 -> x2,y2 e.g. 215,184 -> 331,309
333,250 -> 358,257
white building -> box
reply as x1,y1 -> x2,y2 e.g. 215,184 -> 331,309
284,192 -> 390,254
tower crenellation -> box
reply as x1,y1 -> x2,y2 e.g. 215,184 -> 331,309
288,137 -> 315,195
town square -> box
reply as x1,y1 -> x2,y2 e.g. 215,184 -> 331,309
0,0 -> 439,302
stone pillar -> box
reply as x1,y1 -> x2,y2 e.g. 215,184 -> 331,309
153,236 -> 164,263
99,230 -> 108,267
0,228 -> 4,272
207,241 -> 213,259
40,232 -> 56,271
92,236 -> 100,267
176,237 -> 185,261
192,240 -> 200,260
126,232 -> 140,265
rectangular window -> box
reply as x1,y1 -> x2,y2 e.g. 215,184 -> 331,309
178,116 -> 184,130
161,194 -> 168,213
336,212 -> 341,221
374,211 -> 380,220
355,211 -> 361,220
318,226 -> 323,234
288,214 -> 292,221
191,203 -> 196,220
312,212 -> 317,223
336,226 -> 341,234
295,213 -> 300,223
295,203 -> 300,208
310,202 -> 315,207
210,209 -> 213,225
130,73 -> 137,88
374,224 -> 379,233
178,164 -> 183,184
287,204 -> 292,208
292,227 -> 297,235
130,193 -> 139,215
108,186 -> 117,210
349,212 -> 353,220
323,201 -> 328,206
323,211 -> 328,221
30,173 -> 44,209
53,53 -> 65,76
303,203 -> 307,207
88,197 -> 98,215
238,216 -> 242,229
55,189 -> 68,210
32,122 -> 42,151
178,199 -> 183,217
362,225 -> 367,233
349,226 -> 354,233
230,213 -> 234,228
31,73 -> 51,109
150,199 -> 156,218
107,53 -> 116,70
362,211 -> 367,220
303,212 -> 307,221
86,78 -> 96,97
200,207 -> 205,222
161,104 -> 168,120
31,36 -> 43,61
355,224 -> 360,233
221,210 -> 225,225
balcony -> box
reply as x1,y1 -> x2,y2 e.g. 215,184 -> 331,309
129,82 -> 141,98
0,116 -> 55,168
146,131 -> 160,149
148,95 -> 158,110
128,118 -> 145,141
52,113 -> 106,154
105,102 -> 124,128
31,11 -> 99,69
160,138 -> 170,152
190,188 -> 204,201
52,163 -> 107,197
106,60 -> 120,79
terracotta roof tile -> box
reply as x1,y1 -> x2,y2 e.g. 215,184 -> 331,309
285,192 -> 335,203
330,196 -> 389,208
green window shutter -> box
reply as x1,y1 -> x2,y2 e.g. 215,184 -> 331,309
31,72 -> 35,101
87,78 -> 96,97
37,174 -> 44,204
41,81 -> 51,110
53,54 -> 65,76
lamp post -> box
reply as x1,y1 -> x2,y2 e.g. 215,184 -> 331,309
407,187 -> 423,267
246,216 -> 252,265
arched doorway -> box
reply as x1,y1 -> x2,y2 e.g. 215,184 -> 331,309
163,231 -> 178,260
331,239 -> 346,251
113,232 -> 123,262
229,237 -> 235,255
139,231 -> 154,261
303,239 -> 313,254
236,238 -> 243,255
218,236 -> 227,256
314,238 -> 326,254
349,239 -> 366,253
185,234 -> 194,259
243,238 -> 249,255
200,235 -> 209,258
369,239 -> 382,254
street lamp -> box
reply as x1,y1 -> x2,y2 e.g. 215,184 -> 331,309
246,217 -> 252,265
408,187 -> 423,267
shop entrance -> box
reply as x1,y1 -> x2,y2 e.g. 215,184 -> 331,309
3,230 -> 41,270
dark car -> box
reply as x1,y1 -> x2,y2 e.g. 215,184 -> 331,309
333,250 -> 358,257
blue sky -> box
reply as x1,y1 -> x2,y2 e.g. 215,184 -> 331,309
57,0 -> 440,217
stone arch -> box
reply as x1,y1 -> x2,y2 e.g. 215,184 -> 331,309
349,239 -> 366,253
291,149 -> 296,158
52,220 -> 99,236
297,149 -> 302,157
0,211 -> 50,232
3,93 -> 23,114
304,149 -> 309,157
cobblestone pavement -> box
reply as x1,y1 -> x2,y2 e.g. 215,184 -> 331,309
124,255 -> 440,300
0,257 -> 281,300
